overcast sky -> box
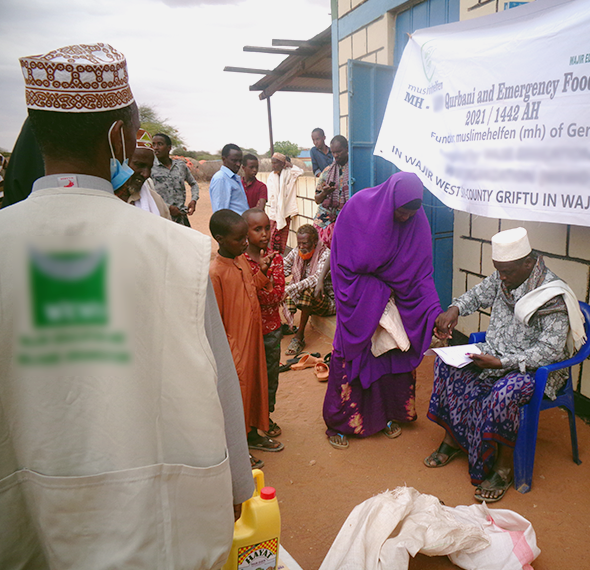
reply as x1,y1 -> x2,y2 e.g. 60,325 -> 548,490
0,0 -> 333,155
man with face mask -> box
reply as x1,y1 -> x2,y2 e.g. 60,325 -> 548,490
114,128 -> 171,219
0,43 -> 252,570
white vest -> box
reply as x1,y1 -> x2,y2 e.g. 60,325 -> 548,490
0,186 -> 233,569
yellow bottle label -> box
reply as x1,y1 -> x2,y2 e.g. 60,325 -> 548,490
237,537 -> 278,570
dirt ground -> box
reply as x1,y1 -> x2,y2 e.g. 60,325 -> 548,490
189,183 -> 589,570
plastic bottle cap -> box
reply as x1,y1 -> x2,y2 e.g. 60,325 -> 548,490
260,486 -> 276,500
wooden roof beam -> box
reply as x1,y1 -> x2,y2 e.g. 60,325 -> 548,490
224,66 -> 276,75
258,44 -> 331,100
250,85 -> 332,94
243,46 -> 316,56
271,39 -> 323,47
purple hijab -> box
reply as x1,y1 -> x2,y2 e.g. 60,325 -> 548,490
330,172 -> 442,389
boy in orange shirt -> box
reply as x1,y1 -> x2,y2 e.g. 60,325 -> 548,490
209,209 -> 284,469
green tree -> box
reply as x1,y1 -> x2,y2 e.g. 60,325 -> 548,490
139,105 -> 184,147
271,141 -> 300,158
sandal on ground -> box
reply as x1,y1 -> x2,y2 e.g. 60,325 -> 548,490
324,352 -> 332,364
285,337 -> 305,356
328,433 -> 349,450
315,362 -> 330,381
474,470 -> 513,503
424,441 -> 462,468
264,419 -> 282,438
291,353 -> 322,370
250,454 -> 264,470
278,362 -> 291,373
248,434 -> 284,452
382,420 -> 402,439
281,324 -> 298,335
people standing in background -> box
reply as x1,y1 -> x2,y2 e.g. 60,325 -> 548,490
151,132 -> 198,225
241,153 -> 267,209
310,128 -> 333,177
210,143 -> 249,214
244,208 -> 285,440
266,152 -> 303,254
313,135 -> 349,248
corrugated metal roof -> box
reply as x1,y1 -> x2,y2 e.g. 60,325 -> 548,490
230,27 -> 332,100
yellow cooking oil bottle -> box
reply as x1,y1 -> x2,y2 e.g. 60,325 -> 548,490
222,469 -> 281,570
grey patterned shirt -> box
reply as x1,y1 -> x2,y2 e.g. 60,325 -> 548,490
151,158 -> 198,209
452,261 -> 569,399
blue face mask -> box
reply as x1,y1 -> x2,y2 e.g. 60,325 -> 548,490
108,122 -> 135,190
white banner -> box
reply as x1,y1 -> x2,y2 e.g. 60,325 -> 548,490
375,0 -> 590,227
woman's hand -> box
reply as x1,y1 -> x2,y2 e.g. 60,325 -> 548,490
434,306 -> 459,339
468,353 -> 503,369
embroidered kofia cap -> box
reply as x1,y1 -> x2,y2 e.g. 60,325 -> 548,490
136,128 -> 153,149
19,43 -> 134,113
491,227 -> 532,262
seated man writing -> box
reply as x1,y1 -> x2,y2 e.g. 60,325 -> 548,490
283,224 -> 335,355
426,227 -> 585,502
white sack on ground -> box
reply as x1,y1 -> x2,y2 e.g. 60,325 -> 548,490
449,503 -> 541,570
318,487 -> 489,570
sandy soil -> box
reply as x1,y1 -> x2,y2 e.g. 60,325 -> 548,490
189,183 -> 590,570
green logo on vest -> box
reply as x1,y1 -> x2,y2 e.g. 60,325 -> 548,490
30,249 -> 108,327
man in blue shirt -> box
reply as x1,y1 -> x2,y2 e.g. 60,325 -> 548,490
210,144 -> 249,214
310,128 -> 333,177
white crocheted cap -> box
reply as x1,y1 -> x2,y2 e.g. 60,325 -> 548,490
19,43 -> 134,112
491,227 -> 531,262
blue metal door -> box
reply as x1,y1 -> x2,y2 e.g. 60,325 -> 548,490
347,0 -> 459,308
348,60 -> 395,196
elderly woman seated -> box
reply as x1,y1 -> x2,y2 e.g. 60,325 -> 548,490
283,224 -> 335,355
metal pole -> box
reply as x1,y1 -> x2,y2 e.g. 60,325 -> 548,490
267,96 -> 274,155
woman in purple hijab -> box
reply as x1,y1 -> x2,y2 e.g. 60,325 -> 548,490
322,172 -> 442,449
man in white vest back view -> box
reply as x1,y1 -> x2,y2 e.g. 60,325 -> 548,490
0,43 -> 253,570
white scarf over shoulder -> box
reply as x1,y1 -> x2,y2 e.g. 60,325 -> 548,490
135,178 -> 161,216
515,279 -> 586,352
266,164 -> 303,230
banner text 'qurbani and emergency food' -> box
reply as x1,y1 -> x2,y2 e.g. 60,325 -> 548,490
375,0 -> 590,227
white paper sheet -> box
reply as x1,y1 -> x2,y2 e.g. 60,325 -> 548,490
424,344 -> 482,368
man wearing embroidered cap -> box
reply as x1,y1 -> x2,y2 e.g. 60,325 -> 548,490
114,128 -> 171,218
425,227 -> 585,503
267,151 -> 303,253
0,43 -> 252,569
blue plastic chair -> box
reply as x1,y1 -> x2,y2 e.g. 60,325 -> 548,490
468,300 -> 590,494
